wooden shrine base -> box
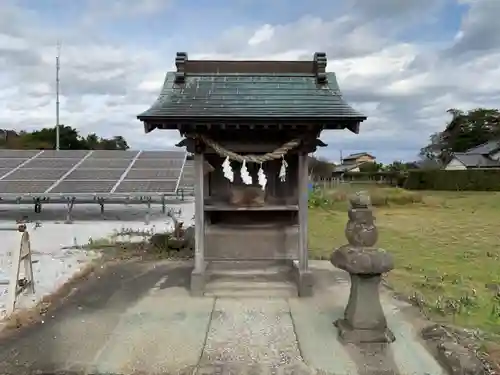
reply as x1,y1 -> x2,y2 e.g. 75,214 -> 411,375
190,260 -> 313,297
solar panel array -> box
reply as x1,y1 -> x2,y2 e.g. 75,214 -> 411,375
177,160 -> 195,191
0,150 -> 187,196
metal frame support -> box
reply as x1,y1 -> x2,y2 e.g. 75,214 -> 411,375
98,197 -> 105,217
65,197 -> 76,223
34,197 -> 42,213
144,198 -> 152,225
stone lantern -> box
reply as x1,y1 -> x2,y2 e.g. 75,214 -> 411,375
330,191 -> 395,344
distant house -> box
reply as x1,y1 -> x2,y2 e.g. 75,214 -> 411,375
0,129 -> 20,147
333,152 -> 376,174
341,152 -> 376,165
333,163 -> 365,173
0,129 -> 18,140
444,140 -> 500,170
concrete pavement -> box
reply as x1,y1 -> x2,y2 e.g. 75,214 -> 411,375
0,260 -> 446,375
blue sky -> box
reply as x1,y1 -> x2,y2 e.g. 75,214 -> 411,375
1,0 -> 498,164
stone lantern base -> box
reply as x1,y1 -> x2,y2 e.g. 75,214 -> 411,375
335,319 -> 395,344
331,245 -> 395,344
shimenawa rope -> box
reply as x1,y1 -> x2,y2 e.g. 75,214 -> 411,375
192,134 -> 301,163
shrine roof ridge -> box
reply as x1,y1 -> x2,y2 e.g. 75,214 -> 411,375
174,52 -> 324,77
176,72 -> 317,77
137,52 -> 367,132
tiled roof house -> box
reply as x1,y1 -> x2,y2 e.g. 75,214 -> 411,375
334,152 -> 376,173
444,140 -> 500,170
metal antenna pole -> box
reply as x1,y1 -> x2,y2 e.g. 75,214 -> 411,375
55,41 -> 61,150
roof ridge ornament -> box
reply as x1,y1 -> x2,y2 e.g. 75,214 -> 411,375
175,52 -> 188,84
314,52 -> 327,84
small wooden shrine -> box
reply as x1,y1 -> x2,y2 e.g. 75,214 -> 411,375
137,52 -> 366,296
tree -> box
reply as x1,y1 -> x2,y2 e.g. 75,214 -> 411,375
85,133 -> 100,149
0,126 -> 130,150
359,162 -> 383,172
97,135 -> 129,150
420,132 -> 445,162
308,156 -> 335,179
383,160 -> 418,172
420,108 -> 500,163
18,126 -> 86,150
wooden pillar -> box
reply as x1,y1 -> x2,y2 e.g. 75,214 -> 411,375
194,152 -> 205,272
298,152 -> 309,272
190,151 -> 206,296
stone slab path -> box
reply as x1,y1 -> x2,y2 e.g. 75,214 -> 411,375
0,260 -> 446,375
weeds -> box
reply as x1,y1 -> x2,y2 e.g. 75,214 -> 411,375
81,223 -> 194,260
308,185 -> 424,209
309,187 -> 500,368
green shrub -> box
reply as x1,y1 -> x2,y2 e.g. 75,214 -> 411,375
405,169 -> 500,191
308,189 -> 333,208
309,186 -> 422,208
342,171 -> 407,187
369,187 -> 422,206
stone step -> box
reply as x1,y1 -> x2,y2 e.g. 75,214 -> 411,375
204,279 -> 297,298
207,260 -> 291,273
205,260 -> 297,297
208,271 -> 292,283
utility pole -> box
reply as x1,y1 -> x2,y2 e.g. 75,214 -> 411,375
55,41 -> 61,150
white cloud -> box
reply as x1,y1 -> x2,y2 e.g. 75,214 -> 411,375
81,0 -> 172,25
0,0 -> 499,163
248,24 -> 275,46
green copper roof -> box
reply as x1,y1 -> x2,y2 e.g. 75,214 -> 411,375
138,72 -> 366,120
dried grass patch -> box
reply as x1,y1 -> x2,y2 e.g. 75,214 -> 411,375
482,341 -> 500,374
0,260 -> 101,334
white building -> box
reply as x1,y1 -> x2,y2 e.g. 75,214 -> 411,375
444,140 -> 500,170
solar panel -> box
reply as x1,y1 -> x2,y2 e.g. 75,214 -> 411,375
179,176 -> 195,187
89,150 -> 139,159
39,150 -> 90,158
182,174 -> 194,180
24,158 -> 78,169
132,158 -> 184,169
124,169 -> 182,180
0,149 -> 189,197
0,159 -> 28,168
2,168 -> 68,180
49,180 -> 116,193
0,150 -> 40,158
181,162 -> 194,176
138,151 -> 185,159
0,180 -> 54,194
113,180 -> 178,193
66,169 -> 125,180
79,159 -> 133,169
0,168 -> 12,177
178,161 -> 195,188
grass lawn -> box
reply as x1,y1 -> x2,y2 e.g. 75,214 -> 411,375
308,185 -> 500,360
